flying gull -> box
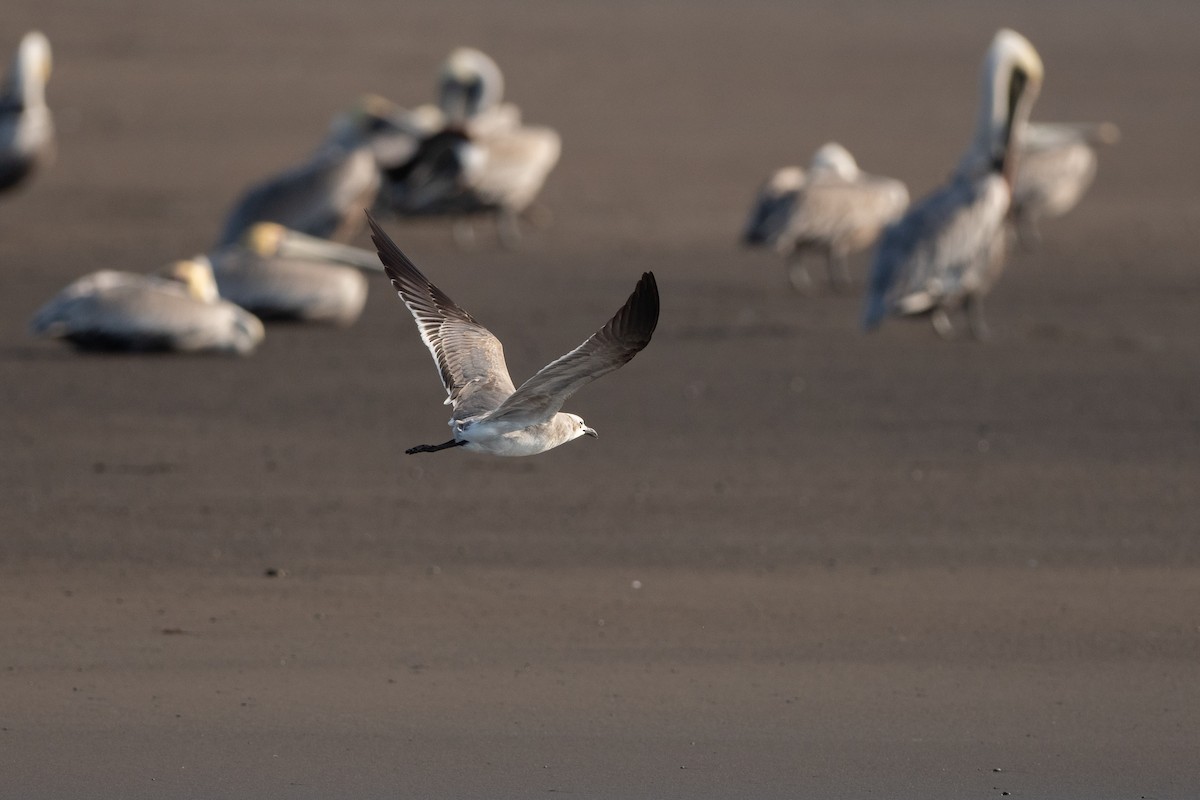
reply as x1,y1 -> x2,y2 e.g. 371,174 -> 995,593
366,212 -> 659,456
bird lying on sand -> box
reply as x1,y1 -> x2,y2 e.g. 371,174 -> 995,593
366,212 -> 659,457
30,258 -> 264,355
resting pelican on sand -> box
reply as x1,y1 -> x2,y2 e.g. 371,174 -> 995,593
366,213 -> 658,456
0,31 -> 53,195
30,258 -> 263,354
212,222 -> 384,326
768,144 -> 909,291
863,29 -> 1044,339
215,98 -> 385,248
380,47 -> 561,246
1012,121 -> 1120,247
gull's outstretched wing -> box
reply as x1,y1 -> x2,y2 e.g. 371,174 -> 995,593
367,212 -> 516,418
483,272 -> 659,429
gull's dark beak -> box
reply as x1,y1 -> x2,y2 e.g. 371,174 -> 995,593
584,426 -> 598,438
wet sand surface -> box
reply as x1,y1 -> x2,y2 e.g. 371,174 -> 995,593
2,1 -> 1199,797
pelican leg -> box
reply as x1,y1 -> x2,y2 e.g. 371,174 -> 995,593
406,439 -> 468,455
497,208 -> 522,249
523,202 -> 555,229
826,249 -> 852,292
964,295 -> 991,341
931,307 -> 959,340
786,252 -> 814,294
452,218 -> 478,250
1015,212 -> 1042,251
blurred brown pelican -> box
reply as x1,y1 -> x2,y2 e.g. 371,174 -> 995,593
215,97 -> 388,249
863,29 -> 1044,339
768,143 -> 908,291
378,47 -> 560,246
1012,121 -> 1120,246
211,222 -> 382,326
0,31 -> 54,195
30,259 -> 264,354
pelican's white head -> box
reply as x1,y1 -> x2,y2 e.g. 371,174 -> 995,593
5,31 -> 52,106
809,142 -> 859,179
565,413 -> 598,441
961,28 -> 1044,180
163,256 -> 219,304
438,47 -> 505,123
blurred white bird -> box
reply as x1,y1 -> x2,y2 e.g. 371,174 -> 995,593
1012,121 -> 1120,247
765,143 -> 909,291
863,29 -> 1044,339
0,31 -> 54,196
31,259 -> 263,355
378,47 -> 561,247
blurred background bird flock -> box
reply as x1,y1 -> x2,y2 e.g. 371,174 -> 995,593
7,6 -> 1200,795
13,25 -> 1117,375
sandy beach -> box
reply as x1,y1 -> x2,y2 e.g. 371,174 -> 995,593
2,1 -> 1199,797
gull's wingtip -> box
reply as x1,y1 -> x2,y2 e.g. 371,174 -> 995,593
622,271 -> 660,345
364,209 -> 389,252
364,208 -> 422,283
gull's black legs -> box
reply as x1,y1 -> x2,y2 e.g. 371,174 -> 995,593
406,439 -> 468,455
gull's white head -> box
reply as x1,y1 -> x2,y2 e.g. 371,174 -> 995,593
565,413 -> 598,441
438,47 -> 505,122
6,31 -> 52,105
809,142 -> 859,179
962,28 -> 1044,180
162,256 -> 219,304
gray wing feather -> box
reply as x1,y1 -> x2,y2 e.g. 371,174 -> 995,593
484,272 -> 659,428
367,212 -> 517,418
